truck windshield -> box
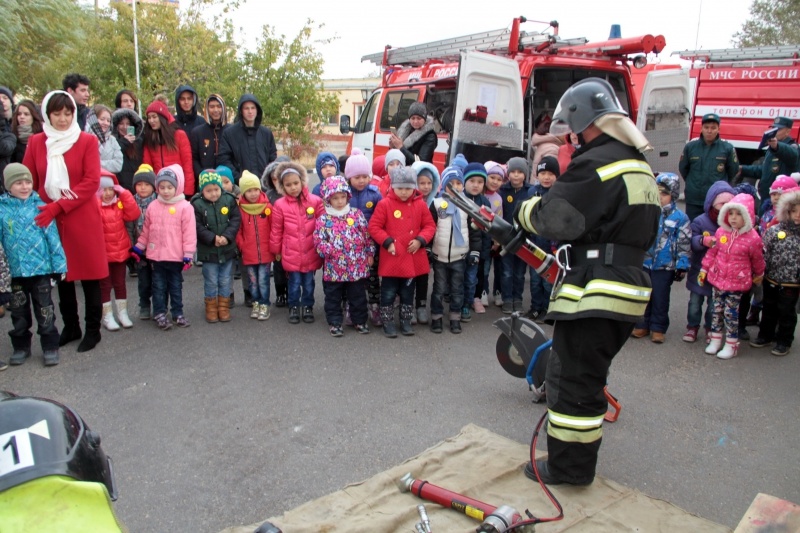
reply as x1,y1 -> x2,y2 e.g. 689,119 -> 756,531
530,68 -> 631,121
379,90 -> 420,131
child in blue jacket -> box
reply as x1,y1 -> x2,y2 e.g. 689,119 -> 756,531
632,173 -> 690,343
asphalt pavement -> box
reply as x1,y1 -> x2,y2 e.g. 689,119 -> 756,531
2,189 -> 798,531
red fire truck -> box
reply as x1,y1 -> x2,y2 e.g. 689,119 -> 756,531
339,17 -> 665,171
635,45 -> 800,172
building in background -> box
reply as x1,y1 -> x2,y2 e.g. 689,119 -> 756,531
314,77 -> 379,156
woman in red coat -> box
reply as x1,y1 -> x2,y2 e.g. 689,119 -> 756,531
141,100 -> 195,196
22,91 -> 109,354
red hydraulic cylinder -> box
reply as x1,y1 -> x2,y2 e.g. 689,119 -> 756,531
564,35 -> 666,55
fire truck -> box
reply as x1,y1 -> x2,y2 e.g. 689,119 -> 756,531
339,17 -> 665,171
635,45 -> 800,172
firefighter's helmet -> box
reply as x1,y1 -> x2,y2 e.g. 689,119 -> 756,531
550,78 -> 627,136
0,391 -> 117,500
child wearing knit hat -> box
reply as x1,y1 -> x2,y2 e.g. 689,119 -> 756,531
483,161 -> 506,307
428,166 -> 481,334
236,171 -> 275,321
190,169 -> 242,323
314,175 -> 375,336
0,163 -> 67,367
462,162 -> 492,318
346,148 -> 384,326
498,157 -> 534,313
128,164 -> 158,316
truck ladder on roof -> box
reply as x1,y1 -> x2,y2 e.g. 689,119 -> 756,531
677,45 -> 800,63
362,28 -> 587,66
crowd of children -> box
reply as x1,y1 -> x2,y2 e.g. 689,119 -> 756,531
2,138 -> 798,368
629,170 -> 800,360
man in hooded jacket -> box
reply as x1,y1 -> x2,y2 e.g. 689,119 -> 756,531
190,94 -> 228,180
173,85 -> 207,135
217,94 -> 277,183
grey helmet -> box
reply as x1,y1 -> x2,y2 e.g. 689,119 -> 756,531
549,78 -> 627,135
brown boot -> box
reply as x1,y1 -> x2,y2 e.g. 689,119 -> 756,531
631,328 -> 649,338
217,296 -> 232,322
205,297 -> 219,323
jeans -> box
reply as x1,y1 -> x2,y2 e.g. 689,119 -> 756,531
529,267 -> 553,312
246,264 -> 271,305
287,271 -> 315,307
137,258 -> 153,310
431,259 -> 466,319
414,272 -> 429,308
273,259 -> 288,299
152,261 -> 184,317
380,276 -> 414,307
9,275 -> 59,351
463,261 -> 479,307
686,291 -> 712,329
490,253 -> 504,295
501,254 -> 527,303
323,279 -> 367,326
202,259 -> 233,298
636,269 -> 673,333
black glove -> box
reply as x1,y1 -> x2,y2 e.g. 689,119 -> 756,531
0,292 -> 11,306
674,269 -> 686,282
467,251 -> 480,266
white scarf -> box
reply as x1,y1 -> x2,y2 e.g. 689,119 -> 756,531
41,91 -> 81,201
325,203 -> 350,217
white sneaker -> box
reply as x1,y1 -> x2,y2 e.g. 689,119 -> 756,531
258,304 -> 270,321
473,297 -> 486,314
480,291 -> 489,306
250,305 -> 259,319
494,290 -> 503,307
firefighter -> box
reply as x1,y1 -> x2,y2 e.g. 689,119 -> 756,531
739,116 -> 800,214
514,78 -> 660,486
679,113 -> 739,221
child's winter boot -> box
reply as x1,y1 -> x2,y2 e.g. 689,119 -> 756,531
380,305 -> 396,338
705,332 -> 723,355
102,302 -> 120,331
205,297 -> 219,323
716,339 -> 739,359
217,296 -> 232,322
116,299 -> 133,328
399,304 -> 415,336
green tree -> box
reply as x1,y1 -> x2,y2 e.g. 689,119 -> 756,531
0,0 -> 85,96
733,0 -> 800,46
240,21 -> 339,158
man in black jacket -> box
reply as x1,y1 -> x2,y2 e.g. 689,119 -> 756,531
62,73 -> 91,130
190,94 -> 228,179
217,94 -> 277,183
174,85 -> 207,135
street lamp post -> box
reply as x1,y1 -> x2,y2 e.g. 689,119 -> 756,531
133,0 -> 142,116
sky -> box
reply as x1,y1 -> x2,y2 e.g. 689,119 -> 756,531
215,0 -> 755,78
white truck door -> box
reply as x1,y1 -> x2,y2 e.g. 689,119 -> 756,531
351,89 -> 382,162
637,69 -> 692,177
449,51 -> 525,162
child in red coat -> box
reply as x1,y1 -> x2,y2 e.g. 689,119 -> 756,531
236,171 -> 274,321
98,171 -> 140,330
367,166 -> 436,337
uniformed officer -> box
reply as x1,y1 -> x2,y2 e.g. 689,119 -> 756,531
739,116 -> 800,213
678,113 -> 739,221
514,78 -> 660,486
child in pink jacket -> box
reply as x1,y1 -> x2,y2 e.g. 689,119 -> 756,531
133,164 -> 197,330
699,193 -> 765,359
269,162 -> 323,325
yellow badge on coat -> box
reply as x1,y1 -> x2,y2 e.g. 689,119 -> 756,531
720,236 -> 728,244
507,195 -> 514,203
264,208 -> 271,216
346,217 -> 354,226
393,210 -> 402,218
169,207 -> 176,215
221,207 -> 229,215
440,201 -> 448,209
117,201 -> 124,209
703,231 -> 710,237
306,207 -> 315,215
778,231 -> 786,239
365,201 -> 374,209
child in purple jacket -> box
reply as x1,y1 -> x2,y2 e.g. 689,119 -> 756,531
313,175 -> 375,337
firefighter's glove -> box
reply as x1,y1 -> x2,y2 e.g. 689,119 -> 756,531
673,269 -> 686,282
467,251 -> 480,266
697,270 -> 707,286
513,197 -> 541,235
